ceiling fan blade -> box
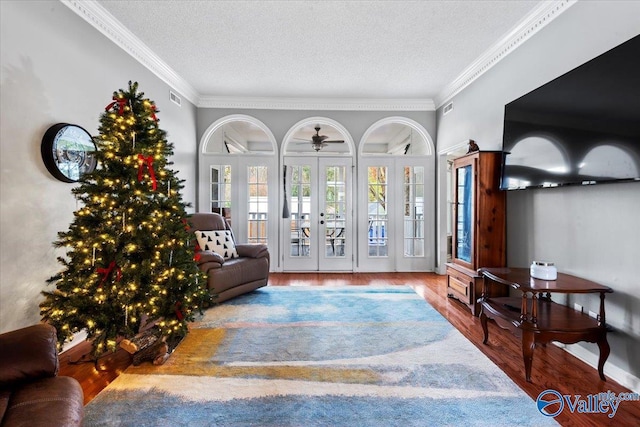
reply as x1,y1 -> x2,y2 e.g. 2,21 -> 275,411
323,140 -> 345,144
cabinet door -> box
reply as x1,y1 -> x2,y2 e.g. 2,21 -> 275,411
452,155 -> 476,269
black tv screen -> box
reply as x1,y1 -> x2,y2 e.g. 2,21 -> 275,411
501,35 -> 640,190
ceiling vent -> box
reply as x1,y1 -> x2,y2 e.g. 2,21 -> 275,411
443,102 -> 454,115
169,91 -> 181,107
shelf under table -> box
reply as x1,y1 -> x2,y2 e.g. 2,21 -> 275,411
483,296 -> 603,332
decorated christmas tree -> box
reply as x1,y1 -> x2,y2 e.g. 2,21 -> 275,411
41,81 -> 209,357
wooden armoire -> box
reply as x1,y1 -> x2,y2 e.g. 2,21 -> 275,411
446,151 -> 507,315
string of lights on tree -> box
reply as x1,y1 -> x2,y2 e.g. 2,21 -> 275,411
41,81 -> 210,357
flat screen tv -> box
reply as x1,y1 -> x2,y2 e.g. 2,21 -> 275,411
500,35 -> 640,190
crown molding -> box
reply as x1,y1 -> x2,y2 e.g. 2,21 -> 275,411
435,0 -> 577,108
61,0 -> 199,105
197,96 -> 435,111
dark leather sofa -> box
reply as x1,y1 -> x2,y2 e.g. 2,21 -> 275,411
0,323 -> 84,427
189,212 -> 270,302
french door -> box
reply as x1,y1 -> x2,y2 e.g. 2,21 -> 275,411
358,157 -> 434,271
202,156 -> 278,252
283,157 -> 353,271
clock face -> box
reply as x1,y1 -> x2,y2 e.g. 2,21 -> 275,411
42,123 -> 97,182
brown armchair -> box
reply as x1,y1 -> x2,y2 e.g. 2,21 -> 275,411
0,324 -> 84,427
189,212 -> 270,303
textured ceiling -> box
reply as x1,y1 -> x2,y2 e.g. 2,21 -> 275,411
96,0 -> 541,101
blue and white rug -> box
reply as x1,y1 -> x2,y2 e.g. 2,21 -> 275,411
84,286 -> 557,426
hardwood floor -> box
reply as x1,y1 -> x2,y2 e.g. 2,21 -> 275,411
59,272 -> 640,426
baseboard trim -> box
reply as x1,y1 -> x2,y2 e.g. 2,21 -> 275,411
565,343 -> 640,393
61,330 -> 88,353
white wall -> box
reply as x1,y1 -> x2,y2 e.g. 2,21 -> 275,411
0,1 -> 198,334
197,109 -> 435,153
436,1 -> 640,391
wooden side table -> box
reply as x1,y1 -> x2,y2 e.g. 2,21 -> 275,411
478,267 -> 613,382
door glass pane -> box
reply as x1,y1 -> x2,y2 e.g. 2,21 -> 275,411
210,165 -> 231,216
324,165 -> 346,257
403,166 -> 424,256
289,165 -> 311,257
456,165 -> 472,263
247,166 -> 268,244
367,166 -> 388,257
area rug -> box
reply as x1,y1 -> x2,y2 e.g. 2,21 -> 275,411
84,286 -> 557,426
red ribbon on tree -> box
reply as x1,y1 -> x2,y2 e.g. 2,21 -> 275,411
97,261 -> 122,286
137,154 -> 157,190
150,105 -> 158,122
105,96 -> 128,115
174,302 -> 184,321
194,242 -> 202,262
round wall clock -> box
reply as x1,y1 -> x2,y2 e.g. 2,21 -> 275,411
41,123 -> 97,183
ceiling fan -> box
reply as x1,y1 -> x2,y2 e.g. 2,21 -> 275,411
296,126 -> 345,151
